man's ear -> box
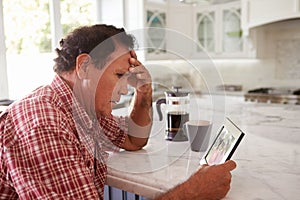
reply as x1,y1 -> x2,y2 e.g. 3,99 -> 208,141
76,53 -> 91,79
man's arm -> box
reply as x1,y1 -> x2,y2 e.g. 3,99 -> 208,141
122,87 -> 152,151
121,51 -> 152,151
155,160 -> 237,200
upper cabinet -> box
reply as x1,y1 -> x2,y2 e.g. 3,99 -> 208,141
193,1 -> 248,58
195,8 -> 216,53
145,3 -> 168,60
123,0 -> 251,60
222,5 -> 243,53
241,0 -> 300,35
124,0 -> 168,60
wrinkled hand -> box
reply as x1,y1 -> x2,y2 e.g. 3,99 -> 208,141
184,160 -> 236,200
128,51 -> 152,94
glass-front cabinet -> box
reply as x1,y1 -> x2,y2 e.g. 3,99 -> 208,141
146,9 -> 167,56
194,1 -> 246,58
124,0 -> 250,60
124,0 -> 167,60
222,7 -> 243,53
196,11 -> 215,52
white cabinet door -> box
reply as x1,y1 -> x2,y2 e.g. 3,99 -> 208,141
196,10 -> 216,53
242,0 -> 300,35
222,5 -> 243,53
124,0 -> 168,60
145,4 -> 168,60
193,1 -> 247,58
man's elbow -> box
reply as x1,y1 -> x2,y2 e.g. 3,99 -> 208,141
124,136 -> 149,151
131,137 -> 149,150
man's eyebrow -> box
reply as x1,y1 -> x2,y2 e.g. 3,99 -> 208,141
115,69 -> 129,73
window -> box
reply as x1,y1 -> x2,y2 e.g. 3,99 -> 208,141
60,0 -> 96,35
1,0 -> 98,100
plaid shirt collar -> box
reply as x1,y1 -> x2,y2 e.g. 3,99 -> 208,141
51,74 -> 93,130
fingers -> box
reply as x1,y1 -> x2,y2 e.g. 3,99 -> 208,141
130,50 -> 137,59
129,62 -> 144,74
200,160 -> 236,171
129,50 -> 141,66
129,65 -> 147,80
129,57 -> 141,67
189,162 -> 234,200
221,160 -> 237,171
128,58 -> 150,82
127,51 -> 152,93
199,164 -> 209,168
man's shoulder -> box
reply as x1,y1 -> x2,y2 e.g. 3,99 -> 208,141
10,85 -> 71,128
1,86 -> 74,147
13,85 -> 60,112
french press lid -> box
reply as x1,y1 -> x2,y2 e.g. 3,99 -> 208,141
165,86 -> 189,97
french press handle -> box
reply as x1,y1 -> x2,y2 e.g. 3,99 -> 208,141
155,98 -> 166,121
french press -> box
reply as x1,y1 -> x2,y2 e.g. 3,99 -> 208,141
156,86 -> 190,141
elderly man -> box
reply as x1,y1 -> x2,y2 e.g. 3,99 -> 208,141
0,24 -> 235,200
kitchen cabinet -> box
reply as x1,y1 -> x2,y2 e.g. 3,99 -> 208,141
144,3 -> 168,60
193,1 -> 249,58
124,0 -> 251,60
124,0 -> 168,60
241,0 -> 300,35
194,7 -> 216,53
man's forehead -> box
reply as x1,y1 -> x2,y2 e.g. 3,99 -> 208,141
110,54 -> 131,71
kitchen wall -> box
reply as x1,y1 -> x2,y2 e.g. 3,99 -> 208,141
146,19 -> 300,94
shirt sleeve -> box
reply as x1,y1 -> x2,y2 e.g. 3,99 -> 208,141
98,115 -> 127,149
4,124 -> 101,199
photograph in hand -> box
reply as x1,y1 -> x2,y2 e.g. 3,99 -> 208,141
200,117 -> 245,166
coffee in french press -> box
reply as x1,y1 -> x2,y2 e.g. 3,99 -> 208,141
156,86 -> 190,141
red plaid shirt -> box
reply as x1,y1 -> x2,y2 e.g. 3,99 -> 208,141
0,75 -> 126,199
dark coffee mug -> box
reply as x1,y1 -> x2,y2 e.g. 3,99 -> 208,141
183,120 -> 212,152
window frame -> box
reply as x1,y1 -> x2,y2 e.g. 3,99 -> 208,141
0,0 -> 102,99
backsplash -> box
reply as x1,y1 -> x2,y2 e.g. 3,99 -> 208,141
276,39 -> 300,79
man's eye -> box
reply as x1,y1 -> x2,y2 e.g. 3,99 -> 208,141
116,73 -> 124,78
116,72 -> 130,78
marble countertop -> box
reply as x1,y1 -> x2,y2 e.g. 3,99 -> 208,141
0,106 -> 8,113
106,95 -> 300,199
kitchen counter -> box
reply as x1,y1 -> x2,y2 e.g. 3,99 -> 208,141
0,106 -> 8,114
106,95 -> 300,200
